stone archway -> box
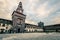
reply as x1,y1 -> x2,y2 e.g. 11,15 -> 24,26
18,28 -> 20,33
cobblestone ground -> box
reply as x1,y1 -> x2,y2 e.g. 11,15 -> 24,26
0,33 -> 60,40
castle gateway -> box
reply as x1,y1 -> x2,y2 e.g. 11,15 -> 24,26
12,2 -> 26,33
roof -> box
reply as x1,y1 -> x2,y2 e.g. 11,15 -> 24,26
25,23 -> 37,26
0,18 -> 12,25
45,24 -> 60,27
0,18 -> 12,22
25,23 -> 41,28
12,11 -> 26,16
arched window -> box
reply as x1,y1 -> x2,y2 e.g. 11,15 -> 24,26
1,23 -> 3,27
2,24 -> 5,27
5,24 -> 7,27
6,24 -> 12,30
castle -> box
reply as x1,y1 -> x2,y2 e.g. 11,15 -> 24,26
0,2 -> 44,33
12,2 -> 26,33
0,2 -> 60,33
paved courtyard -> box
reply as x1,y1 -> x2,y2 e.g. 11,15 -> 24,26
0,33 -> 60,40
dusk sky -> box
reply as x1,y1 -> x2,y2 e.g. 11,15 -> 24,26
0,0 -> 60,25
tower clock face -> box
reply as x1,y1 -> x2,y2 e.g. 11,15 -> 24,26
20,10 -> 22,13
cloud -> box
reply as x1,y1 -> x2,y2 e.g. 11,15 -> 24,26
35,1 -> 49,18
52,17 -> 60,24
0,0 -> 60,25
0,0 -> 10,19
48,16 -> 60,25
0,0 -> 19,20
25,20 -> 37,25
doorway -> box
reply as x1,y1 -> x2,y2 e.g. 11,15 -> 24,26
18,28 -> 20,33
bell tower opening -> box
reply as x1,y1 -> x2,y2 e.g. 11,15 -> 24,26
16,2 -> 23,14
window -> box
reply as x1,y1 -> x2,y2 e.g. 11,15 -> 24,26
2,24 -> 5,27
5,24 -> 7,27
1,23 -> 3,27
0,23 -> 1,26
7,24 -> 12,30
20,6 -> 22,8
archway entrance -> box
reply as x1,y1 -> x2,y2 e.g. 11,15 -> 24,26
18,28 -> 20,33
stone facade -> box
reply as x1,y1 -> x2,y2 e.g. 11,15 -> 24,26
0,2 -> 44,33
0,2 -> 60,33
12,2 -> 26,33
0,19 -> 43,33
0,18 -> 12,33
38,21 -> 44,28
44,24 -> 60,32
25,23 -> 43,32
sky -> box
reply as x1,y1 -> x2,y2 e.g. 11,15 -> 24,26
0,0 -> 60,25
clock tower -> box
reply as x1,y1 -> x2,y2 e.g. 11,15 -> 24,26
16,2 -> 23,13
12,2 -> 26,33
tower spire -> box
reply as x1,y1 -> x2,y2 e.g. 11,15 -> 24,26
16,1 -> 23,13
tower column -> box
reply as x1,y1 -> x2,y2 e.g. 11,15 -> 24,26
12,2 -> 26,33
